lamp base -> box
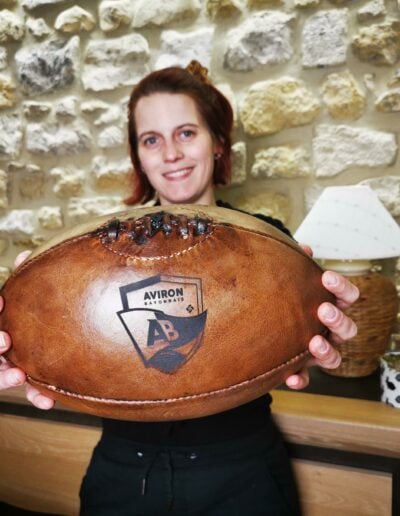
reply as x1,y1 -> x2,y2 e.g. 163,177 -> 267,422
322,271 -> 398,378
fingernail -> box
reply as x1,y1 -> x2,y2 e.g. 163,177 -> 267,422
318,340 -> 329,354
325,272 -> 338,286
286,377 -> 299,388
9,370 -> 23,386
0,333 -> 7,350
322,305 -> 337,321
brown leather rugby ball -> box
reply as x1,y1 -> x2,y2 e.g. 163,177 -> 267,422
1,205 -> 333,421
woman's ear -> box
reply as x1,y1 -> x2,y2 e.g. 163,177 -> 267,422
214,139 -> 224,158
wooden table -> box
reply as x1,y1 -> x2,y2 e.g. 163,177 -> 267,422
0,369 -> 399,516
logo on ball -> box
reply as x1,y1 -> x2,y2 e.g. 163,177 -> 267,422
117,275 -> 207,374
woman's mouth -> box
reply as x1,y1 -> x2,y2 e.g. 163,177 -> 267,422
163,168 -> 193,181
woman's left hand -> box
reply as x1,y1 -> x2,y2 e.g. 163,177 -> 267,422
285,261 -> 359,390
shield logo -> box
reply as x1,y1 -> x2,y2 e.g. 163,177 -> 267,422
117,275 -> 207,374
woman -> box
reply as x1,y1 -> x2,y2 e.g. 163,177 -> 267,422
0,62 -> 358,515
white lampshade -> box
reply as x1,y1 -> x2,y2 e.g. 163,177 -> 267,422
294,185 -> 400,260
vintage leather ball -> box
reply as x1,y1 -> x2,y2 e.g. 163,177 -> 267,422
1,205 -> 333,421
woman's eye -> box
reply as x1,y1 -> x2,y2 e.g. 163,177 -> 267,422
180,129 -> 195,139
143,136 -> 158,146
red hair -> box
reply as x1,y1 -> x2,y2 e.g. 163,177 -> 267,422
125,62 -> 234,205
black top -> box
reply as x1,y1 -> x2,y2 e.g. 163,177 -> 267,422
103,201 -> 292,445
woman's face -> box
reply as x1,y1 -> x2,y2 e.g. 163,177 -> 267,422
134,93 -> 221,206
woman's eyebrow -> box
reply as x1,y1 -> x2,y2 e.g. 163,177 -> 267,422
138,123 -> 199,139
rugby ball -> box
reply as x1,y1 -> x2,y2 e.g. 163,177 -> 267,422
1,205 -> 333,421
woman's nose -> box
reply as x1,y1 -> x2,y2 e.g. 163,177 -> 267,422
163,139 -> 183,162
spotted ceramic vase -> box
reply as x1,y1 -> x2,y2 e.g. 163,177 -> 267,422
380,351 -> 400,408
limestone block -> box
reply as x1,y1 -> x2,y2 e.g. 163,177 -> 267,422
98,126 -> 125,149
0,47 -> 7,70
224,11 -> 294,72
7,161 -> 24,173
0,113 -> 22,159
67,196 -> 125,224
82,34 -> 150,92
321,71 -> 366,120
216,83 -> 238,127
0,237 -> 8,255
359,176 -> 400,217
81,100 -> 109,114
19,166 -> 44,199
26,17 -> 51,39
206,0 -> 243,20
55,6 -> 96,33
352,21 -> 400,66
251,146 -> 311,179
23,101 -> 51,118
302,10 -> 348,68
0,168 -> 8,208
357,0 -> 386,21
15,36 -> 79,96
0,9 -> 24,43
234,190 -> 290,224
0,74 -> 15,108
37,206 -> 63,230
313,124 -> 397,177
230,142 -> 246,186
0,210 -> 35,241
0,266 -> 10,286
55,96 -> 78,118
50,166 -> 85,198
155,28 -> 214,69
375,88 -> 400,112
247,0 -> 284,6
388,69 -> 400,87
92,156 -> 131,189
132,0 -> 201,28
363,73 -> 376,92
99,0 -> 132,32
27,121 -> 92,156
294,0 -> 320,7
94,105 -> 122,126
28,235 -> 47,248
239,78 -> 320,137
22,0 -> 68,9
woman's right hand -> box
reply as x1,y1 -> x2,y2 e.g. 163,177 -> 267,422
0,250 -> 55,409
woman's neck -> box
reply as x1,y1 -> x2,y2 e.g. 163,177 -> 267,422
159,190 -> 216,207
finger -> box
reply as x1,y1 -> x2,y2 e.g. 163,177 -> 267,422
309,335 -> 341,369
0,331 -> 11,354
322,271 -> 359,309
299,244 -> 313,258
26,384 -> 55,410
15,250 -> 32,269
0,367 -> 26,389
318,303 -> 357,343
285,368 -> 310,390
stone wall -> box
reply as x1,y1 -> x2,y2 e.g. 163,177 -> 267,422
0,0 -> 399,284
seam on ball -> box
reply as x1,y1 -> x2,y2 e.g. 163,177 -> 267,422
27,350 -> 310,405
99,228 -> 215,261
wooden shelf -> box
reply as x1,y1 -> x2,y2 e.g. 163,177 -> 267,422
0,377 -> 399,515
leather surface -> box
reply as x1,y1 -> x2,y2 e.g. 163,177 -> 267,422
1,206 -> 333,421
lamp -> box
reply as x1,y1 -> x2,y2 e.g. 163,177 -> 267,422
294,185 -> 400,377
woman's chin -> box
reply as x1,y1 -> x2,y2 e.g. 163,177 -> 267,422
159,185 -> 214,206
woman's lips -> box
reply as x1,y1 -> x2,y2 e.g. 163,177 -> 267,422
163,167 -> 193,181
